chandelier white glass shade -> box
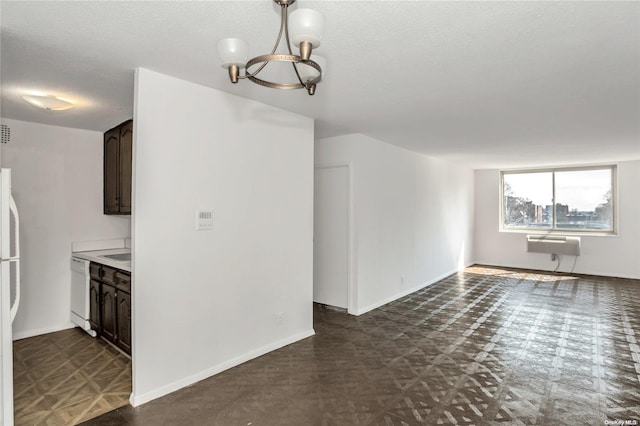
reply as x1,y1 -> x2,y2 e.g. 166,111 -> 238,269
217,38 -> 249,70
217,0 -> 325,95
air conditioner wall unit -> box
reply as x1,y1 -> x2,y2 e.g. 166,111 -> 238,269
526,235 -> 581,256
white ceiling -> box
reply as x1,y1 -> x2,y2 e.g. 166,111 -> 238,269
1,1 -> 639,169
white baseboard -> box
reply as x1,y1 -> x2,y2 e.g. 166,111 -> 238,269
354,266 -> 470,316
473,261 -> 640,280
12,322 -> 75,341
129,328 -> 316,407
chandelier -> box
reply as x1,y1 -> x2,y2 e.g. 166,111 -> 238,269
217,0 -> 326,96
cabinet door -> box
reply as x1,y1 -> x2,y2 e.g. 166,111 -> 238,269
101,283 -> 117,343
104,127 -> 120,214
118,120 -> 133,215
89,279 -> 101,333
116,291 -> 131,354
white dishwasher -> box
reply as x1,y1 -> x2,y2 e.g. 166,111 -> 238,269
70,257 -> 96,337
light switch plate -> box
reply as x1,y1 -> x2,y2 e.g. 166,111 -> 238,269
196,210 -> 213,230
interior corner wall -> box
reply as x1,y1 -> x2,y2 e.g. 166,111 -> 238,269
474,160 -> 640,279
0,118 -> 131,339
315,134 -> 475,315
132,68 -> 314,405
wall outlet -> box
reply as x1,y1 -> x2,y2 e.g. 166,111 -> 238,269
551,254 -> 558,261
401,275 -> 405,285
276,312 -> 284,325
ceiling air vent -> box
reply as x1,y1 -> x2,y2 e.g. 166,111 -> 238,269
0,124 -> 10,144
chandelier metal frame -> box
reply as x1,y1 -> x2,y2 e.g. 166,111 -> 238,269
226,0 -> 323,95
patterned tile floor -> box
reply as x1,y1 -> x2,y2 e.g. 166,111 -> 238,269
13,328 -> 131,425
84,266 -> 640,425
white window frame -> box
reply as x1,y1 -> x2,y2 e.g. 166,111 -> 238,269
500,164 -> 617,235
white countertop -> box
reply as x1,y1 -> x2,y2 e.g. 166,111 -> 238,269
72,248 -> 131,272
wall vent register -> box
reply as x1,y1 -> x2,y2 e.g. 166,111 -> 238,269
1,124 -> 10,144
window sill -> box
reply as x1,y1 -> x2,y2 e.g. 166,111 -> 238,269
499,228 -> 617,237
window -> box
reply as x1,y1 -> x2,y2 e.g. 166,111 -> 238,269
501,165 -> 616,233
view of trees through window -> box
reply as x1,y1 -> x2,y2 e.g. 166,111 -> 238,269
502,166 -> 614,232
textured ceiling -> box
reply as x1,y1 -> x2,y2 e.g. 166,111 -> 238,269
1,1 -> 639,168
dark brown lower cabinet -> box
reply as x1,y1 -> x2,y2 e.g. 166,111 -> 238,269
116,292 -> 132,354
89,262 -> 131,355
89,279 -> 101,332
101,283 -> 117,342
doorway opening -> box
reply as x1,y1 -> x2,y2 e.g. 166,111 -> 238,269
313,163 -> 355,314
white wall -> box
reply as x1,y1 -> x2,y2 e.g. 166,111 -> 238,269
474,161 -> 640,279
315,134 -> 475,315
0,118 -> 131,339
132,69 -> 314,405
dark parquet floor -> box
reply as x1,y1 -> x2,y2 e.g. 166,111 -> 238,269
83,265 -> 640,425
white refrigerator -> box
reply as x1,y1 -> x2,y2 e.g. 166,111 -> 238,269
0,168 -> 20,426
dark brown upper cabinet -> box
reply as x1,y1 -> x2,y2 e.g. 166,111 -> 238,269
104,119 -> 133,215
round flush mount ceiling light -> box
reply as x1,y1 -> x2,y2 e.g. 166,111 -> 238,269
22,94 -> 75,111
